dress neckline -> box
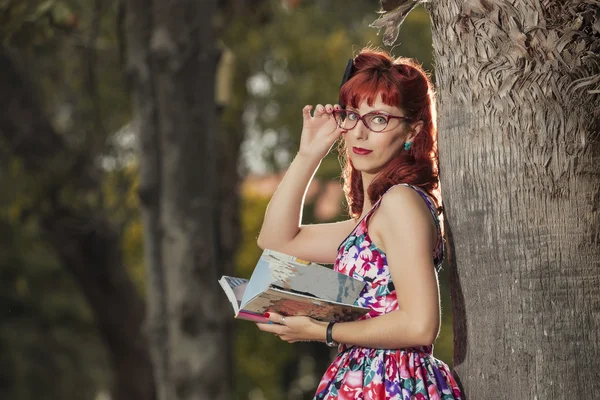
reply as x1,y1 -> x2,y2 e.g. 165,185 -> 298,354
335,197 -> 382,253
335,183 -> 444,269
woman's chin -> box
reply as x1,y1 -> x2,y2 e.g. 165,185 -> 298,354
352,162 -> 382,176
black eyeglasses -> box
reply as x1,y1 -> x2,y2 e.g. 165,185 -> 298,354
332,110 -> 412,133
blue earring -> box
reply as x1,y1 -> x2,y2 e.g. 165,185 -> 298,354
404,142 -> 412,151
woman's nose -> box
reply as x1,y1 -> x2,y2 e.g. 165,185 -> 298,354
351,120 -> 369,139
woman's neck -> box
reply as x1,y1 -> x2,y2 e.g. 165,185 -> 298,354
360,171 -> 376,216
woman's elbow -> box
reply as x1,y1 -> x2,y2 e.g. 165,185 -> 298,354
417,323 -> 440,346
256,234 -> 281,251
256,229 -> 270,250
256,233 -> 267,250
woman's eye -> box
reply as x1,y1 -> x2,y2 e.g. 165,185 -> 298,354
348,113 -> 359,121
372,116 -> 388,125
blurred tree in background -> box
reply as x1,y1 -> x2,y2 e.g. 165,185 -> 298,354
0,1 -> 451,399
1,1 -> 155,399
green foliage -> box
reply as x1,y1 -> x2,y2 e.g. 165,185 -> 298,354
434,262 -> 454,367
0,0 -> 79,45
233,192 -> 292,399
223,0 -> 381,178
0,1 -> 449,399
0,170 -> 111,400
224,1 -> 434,179
0,0 -> 140,398
103,165 -> 147,295
234,191 -> 310,399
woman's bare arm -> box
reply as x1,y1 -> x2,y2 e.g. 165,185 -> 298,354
259,186 -> 441,348
256,153 -> 355,263
257,103 -> 353,264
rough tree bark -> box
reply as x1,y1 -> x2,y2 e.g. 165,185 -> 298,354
0,48 -> 156,400
426,1 -> 600,398
125,0 -> 232,399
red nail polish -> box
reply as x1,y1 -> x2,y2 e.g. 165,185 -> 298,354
264,312 -> 270,318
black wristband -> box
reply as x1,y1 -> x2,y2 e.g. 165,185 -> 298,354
326,321 -> 337,347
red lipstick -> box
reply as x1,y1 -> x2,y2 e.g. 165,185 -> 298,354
352,147 -> 372,155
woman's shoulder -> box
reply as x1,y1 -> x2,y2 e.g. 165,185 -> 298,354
367,184 -> 438,253
379,184 -> 424,204
376,184 -> 433,223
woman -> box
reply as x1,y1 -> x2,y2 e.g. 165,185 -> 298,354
256,48 -> 463,399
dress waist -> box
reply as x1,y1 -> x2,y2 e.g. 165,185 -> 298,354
337,343 -> 433,356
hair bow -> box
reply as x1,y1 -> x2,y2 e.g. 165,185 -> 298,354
339,59 -> 355,108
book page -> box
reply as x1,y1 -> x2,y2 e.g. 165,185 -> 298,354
240,255 -> 272,307
241,249 -> 368,312
243,287 -> 369,322
265,257 -> 365,304
218,276 -> 248,314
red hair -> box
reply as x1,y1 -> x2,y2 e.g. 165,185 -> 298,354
338,48 -> 441,219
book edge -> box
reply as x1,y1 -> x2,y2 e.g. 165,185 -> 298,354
218,276 -> 242,315
243,286 -> 369,312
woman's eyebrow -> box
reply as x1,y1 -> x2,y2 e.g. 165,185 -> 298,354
368,110 -> 392,114
348,108 -> 389,114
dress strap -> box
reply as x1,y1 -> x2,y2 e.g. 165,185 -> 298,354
365,183 -> 444,271
362,184 -> 403,223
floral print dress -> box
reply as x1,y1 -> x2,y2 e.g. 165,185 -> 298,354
314,184 -> 463,400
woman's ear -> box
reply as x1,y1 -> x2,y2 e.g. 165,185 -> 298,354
407,120 -> 424,142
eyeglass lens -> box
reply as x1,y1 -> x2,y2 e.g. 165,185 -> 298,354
333,111 -> 389,132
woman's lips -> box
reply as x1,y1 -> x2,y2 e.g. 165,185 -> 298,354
352,147 -> 372,155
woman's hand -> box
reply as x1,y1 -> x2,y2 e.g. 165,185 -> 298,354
256,312 -> 328,343
298,104 -> 346,160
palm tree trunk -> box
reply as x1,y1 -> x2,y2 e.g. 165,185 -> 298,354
429,1 -> 600,397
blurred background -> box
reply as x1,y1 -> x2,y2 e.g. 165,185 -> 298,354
0,1 -> 453,399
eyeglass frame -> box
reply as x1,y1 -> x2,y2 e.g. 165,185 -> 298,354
332,109 -> 413,133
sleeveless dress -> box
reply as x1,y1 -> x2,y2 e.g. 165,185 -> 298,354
313,184 -> 463,400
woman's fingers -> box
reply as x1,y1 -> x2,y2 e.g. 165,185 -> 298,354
314,104 -> 327,117
257,313 -> 317,343
302,105 -> 313,120
264,311 -> 286,324
255,321 -> 286,335
299,102 -> 341,159
303,103 -> 337,119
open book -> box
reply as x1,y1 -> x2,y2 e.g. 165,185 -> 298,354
219,249 -> 370,323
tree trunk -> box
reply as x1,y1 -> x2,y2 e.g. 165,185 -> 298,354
0,47 -> 156,400
429,1 -> 600,398
126,0 -> 232,398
